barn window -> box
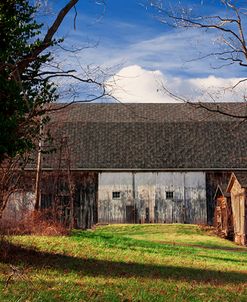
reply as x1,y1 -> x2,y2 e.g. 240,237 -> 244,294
112,191 -> 121,199
166,191 -> 174,199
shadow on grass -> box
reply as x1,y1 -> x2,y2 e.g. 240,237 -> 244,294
0,241 -> 247,285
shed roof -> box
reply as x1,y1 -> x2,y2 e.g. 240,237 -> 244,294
233,172 -> 247,188
226,172 -> 247,192
214,184 -> 231,199
38,103 -> 247,171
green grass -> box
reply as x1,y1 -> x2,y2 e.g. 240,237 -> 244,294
0,224 -> 247,302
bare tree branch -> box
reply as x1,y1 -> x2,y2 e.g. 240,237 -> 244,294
11,0 -> 79,79
159,81 -> 247,119
150,0 -> 247,69
148,0 -> 247,118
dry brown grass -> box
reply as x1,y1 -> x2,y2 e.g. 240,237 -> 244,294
0,210 -> 69,236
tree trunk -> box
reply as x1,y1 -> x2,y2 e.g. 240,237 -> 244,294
0,193 -> 9,220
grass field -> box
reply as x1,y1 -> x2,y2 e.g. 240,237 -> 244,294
0,224 -> 247,302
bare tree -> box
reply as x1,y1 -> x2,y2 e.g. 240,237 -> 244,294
148,0 -> 247,115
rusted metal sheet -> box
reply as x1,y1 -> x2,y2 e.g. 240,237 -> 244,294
98,172 -> 207,224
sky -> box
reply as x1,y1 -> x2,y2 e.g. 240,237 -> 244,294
37,0 -> 247,103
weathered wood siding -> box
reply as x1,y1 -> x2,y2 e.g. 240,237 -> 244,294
74,173 -> 98,229
40,171 -> 98,229
98,172 -> 207,224
230,179 -> 247,245
2,192 -> 35,221
98,173 -> 133,223
3,171 -> 98,229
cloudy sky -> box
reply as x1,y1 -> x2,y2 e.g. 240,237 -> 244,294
39,0 -> 247,103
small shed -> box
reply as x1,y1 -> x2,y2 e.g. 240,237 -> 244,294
226,172 -> 247,245
213,184 -> 233,239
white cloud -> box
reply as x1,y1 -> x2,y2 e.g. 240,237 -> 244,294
187,76 -> 247,102
106,65 -> 247,103
106,65 -> 178,103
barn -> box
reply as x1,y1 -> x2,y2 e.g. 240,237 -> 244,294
4,102 -> 247,228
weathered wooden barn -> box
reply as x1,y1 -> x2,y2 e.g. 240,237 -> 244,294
5,103 -> 247,228
226,172 -> 247,245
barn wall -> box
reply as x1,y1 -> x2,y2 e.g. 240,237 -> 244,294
230,179 -> 246,245
2,172 -> 36,222
98,172 -> 207,224
98,173 -> 133,223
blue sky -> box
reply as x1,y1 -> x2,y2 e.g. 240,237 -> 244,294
38,0 -> 247,102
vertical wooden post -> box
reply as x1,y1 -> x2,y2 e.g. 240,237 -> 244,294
64,138 -> 74,229
34,122 -> 42,211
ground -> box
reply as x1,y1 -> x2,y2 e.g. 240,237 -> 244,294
0,224 -> 247,302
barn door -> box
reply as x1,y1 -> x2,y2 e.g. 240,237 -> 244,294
126,205 -> 138,223
163,197 -> 184,223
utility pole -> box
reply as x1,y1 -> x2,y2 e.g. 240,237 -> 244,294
34,121 -> 43,211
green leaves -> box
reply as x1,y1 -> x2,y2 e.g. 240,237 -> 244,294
0,0 -> 58,161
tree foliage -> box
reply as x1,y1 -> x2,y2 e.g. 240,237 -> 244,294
0,0 -> 59,162
0,0 -> 106,163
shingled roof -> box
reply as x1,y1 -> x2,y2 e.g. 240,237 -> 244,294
40,103 -> 247,171
232,172 -> 247,188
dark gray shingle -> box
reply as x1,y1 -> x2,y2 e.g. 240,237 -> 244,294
41,103 -> 247,170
